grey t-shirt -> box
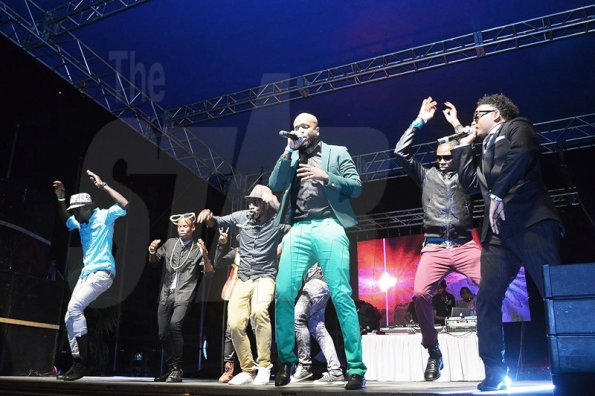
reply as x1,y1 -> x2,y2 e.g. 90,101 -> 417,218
216,210 -> 287,281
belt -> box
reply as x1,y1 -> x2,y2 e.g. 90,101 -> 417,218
424,237 -> 471,249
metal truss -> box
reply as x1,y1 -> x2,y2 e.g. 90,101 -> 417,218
167,5 -> 594,126
350,188 -> 581,234
242,113 -> 595,188
44,0 -> 151,35
0,0 -> 236,193
355,113 -> 595,182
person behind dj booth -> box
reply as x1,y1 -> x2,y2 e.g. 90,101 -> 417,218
147,212 -> 214,383
394,97 -> 481,381
459,286 -> 477,316
432,279 -> 455,326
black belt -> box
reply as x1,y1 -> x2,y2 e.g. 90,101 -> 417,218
424,237 -> 471,248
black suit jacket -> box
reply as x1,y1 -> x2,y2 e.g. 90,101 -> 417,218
452,117 -> 560,242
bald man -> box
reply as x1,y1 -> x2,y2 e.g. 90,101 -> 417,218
269,113 -> 366,390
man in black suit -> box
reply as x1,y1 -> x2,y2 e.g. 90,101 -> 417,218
447,94 -> 562,391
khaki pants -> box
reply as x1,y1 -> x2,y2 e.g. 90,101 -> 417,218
227,277 -> 275,373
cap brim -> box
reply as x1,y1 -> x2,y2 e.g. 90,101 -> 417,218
67,203 -> 92,211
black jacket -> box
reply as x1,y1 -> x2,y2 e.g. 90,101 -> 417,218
452,117 -> 560,241
394,124 -> 475,240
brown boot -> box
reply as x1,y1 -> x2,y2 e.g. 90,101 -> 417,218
218,361 -> 234,383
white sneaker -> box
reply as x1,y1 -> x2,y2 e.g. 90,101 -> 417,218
290,364 -> 313,383
253,364 -> 272,385
313,371 -> 345,384
228,371 -> 256,385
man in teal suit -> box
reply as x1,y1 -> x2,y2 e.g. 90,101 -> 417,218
269,113 -> 366,390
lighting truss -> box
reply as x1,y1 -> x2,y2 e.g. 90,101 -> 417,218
243,113 -> 595,187
350,188 -> 581,234
167,5 -> 594,126
0,0 -> 236,193
354,113 -> 595,182
44,0 -> 151,35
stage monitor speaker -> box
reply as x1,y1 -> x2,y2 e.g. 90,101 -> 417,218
0,270 -> 63,375
543,263 -> 595,393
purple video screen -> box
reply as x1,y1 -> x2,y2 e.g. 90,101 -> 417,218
357,230 -> 530,327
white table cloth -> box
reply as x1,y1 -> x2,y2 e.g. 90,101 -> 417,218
362,331 -> 485,381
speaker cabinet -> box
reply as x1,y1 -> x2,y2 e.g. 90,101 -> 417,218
543,263 -> 595,393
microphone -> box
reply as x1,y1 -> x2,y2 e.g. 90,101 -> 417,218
437,126 -> 472,145
279,130 -> 299,141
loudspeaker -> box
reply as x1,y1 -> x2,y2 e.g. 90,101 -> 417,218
0,270 -> 64,375
543,263 -> 595,393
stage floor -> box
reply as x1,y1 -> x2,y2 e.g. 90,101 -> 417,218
0,376 -> 555,396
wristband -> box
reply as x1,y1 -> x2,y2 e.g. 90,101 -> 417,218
99,182 -> 108,189
148,247 -> 156,255
411,116 -> 425,129
58,198 -> 66,202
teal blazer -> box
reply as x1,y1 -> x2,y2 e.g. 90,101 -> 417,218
268,142 -> 361,228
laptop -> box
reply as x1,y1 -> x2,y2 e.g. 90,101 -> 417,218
450,307 -> 471,318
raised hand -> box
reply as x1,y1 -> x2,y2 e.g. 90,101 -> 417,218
417,96 -> 438,123
443,101 -> 462,127
86,170 -> 105,189
52,180 -> 66,199
148,239 -> 161,254
218,227 -> 229,245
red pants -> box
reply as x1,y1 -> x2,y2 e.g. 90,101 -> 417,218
413,240 -> 481,348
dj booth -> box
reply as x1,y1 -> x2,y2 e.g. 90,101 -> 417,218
362,327 -> 485,382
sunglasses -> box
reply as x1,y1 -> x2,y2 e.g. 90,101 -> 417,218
169,212 -> 196,224
436,155 -> 453,161
473,109 -> 497,122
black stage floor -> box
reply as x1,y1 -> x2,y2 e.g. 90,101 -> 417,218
0,376 -> 556,396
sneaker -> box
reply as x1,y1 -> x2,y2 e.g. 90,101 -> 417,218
228,371 -> 256,385
290,365 -> 313,383
253,364 -> 272,385
218,361 -> 235,383
166,367 -> 183,383
314,372 -> 345,384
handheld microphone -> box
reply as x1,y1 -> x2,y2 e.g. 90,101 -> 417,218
279,130 -> 299,141
437,126 -> 472,145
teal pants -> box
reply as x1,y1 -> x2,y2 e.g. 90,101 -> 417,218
275,218 -> 366,376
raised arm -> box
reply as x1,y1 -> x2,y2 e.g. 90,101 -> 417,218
87,170 -> 129,209
394,97 -> 436,187
52,180 -> 69,224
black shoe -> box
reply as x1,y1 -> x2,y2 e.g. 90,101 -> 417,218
166,367 -> 183,383
62,360 -> 86,381
154,367 -> 172,382
424,343 -> 443,381
345,374 -> 366,390
274,363 -> 292,386
56,366 -> 73,380
477,369 -> 508,391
